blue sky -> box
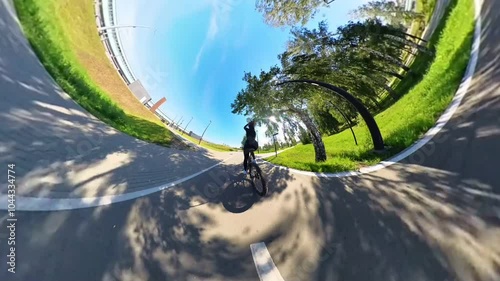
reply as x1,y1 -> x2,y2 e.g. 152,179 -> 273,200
115,0 -> 368,147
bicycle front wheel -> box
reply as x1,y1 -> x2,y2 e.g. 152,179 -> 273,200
250,163 -> 267,196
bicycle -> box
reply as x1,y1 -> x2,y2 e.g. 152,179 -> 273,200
245,148 -> 268,196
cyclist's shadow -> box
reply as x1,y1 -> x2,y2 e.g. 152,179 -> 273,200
220,177 -> 261,214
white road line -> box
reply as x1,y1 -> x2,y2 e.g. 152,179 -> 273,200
260,0 -> 482,179
250,242 -> 285,281
0,154 -> 235,211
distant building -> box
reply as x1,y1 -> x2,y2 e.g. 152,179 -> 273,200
127,80 -> 151,105
95,0 -> 137,85
94,0 -> 179,128
150,97 -> 167,113
189,131 -> 202,140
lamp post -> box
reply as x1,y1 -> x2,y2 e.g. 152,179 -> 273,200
177,119 -> 184,131
199,120 -> 212,144
181,117 -> 193,136
174,116 -> 183,128
273,133 -> 279,157
170,114 -> 178,127
176,117 -> 184,130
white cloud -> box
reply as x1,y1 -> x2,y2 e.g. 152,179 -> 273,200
193,45 -> 206,72
207,13 -> 219,40
192,0 -> 239,72
116,0 -> 216,72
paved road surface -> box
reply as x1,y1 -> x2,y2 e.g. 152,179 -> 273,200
0,0 -> 499,280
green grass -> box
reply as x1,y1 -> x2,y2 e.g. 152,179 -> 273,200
266,0 -> 474,173
173,129 -> 238,152
14,0 -> 185,148
255,148 -> 279,154
256,149 -> 277,154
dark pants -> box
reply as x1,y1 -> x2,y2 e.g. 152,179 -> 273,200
243,140 -> 258,171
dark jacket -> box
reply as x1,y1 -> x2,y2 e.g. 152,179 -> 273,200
244,123 -> 256,141
244,123 -> 258,149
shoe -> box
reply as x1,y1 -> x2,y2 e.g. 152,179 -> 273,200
242,169 -> 248,175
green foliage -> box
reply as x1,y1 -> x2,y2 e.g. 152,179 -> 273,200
298,126 -> 312,144
308,96 -> 341,135
350,0 -> 425,28
255,0 -> 331,27
265,0 -> 474,172
232,7 -> 432,163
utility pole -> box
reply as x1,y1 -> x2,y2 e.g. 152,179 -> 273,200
199,120 -> 212,144
181,117 -> 193,136
176,116 -> 183,130
273,133 -> 279,157
177,119 -> 184,131
174,116 -> 182,127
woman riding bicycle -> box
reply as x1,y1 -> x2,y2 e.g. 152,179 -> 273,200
242,119 -> 259,174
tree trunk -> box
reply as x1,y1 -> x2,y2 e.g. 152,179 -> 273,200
397,31 -> 427,43
380,70 -> 405,80
362,47 -> 411,72
356,64 -> 405,81
292,108 -> 327,162
380,82 -> 398,99
384,34 -> 432,55
386,40 -> 419,56
358,72 -> 398,99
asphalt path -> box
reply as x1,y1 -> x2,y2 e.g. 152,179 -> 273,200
0,0 -> 499,280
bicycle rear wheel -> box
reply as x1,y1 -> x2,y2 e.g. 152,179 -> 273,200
250,162 -> 267,196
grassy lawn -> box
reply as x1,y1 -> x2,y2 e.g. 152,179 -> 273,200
173,130 -> 238,152
265,0 -> 474,173
255,146 -> 295,154
256,149 -> 277,154
14,0 -> 185,148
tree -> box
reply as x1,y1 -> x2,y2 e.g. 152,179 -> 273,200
233,15 -> 430,162
298,125 -> 312,144
283,19 -> 431,102
308,99 -> 341,135
231,66 -> 327,162
255,0 -> 332,27
281,22 -> 402,105
350,0 -> 424,28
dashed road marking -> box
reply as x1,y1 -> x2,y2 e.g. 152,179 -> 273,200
250,242 -> 285,281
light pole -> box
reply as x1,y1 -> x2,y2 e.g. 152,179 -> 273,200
181,117 -> 193,136
175,116 -> 183,130
273,133 -> 279,157
177,119 -> 184,131
169,114 -> 177,126
198,120 -> 212,144
268,116 -> 279,156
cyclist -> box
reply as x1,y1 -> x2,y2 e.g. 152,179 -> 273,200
242,119 -> 259,174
